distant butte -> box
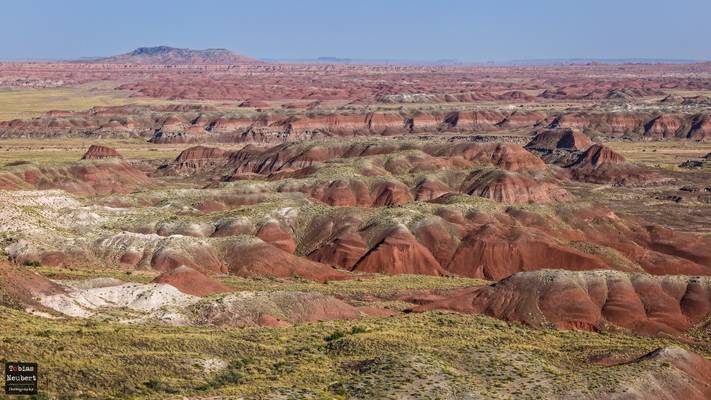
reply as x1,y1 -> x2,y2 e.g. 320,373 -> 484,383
88,45 -> 260,65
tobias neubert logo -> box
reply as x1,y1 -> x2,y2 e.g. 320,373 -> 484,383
4,362 -> 38,395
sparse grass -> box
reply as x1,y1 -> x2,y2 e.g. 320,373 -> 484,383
0,82 -> 174,121
606,140 -> 711,168
217,274 -> 488,298
34,266 -> 158,284
33,267 -> 488,297
0,306 -> 703,399
0,137 -> 187,166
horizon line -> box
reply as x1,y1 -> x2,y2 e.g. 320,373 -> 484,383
0,55 -> 708,66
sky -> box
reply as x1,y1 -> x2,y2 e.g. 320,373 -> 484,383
2,0 -> 710,62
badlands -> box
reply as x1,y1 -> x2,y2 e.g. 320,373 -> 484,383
0,47 -> 710,399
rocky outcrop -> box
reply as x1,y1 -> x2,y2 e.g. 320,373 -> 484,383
225,241 -> 352,282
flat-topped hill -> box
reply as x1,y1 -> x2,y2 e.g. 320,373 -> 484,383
89,46 -> 260,65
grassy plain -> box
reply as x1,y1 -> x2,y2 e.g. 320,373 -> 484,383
0,138 -> 189,166
0,305 -> 699,400
606,140 -> 711,168
0,82 -> 177,121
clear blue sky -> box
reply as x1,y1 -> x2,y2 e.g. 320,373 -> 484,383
2,0 -> 710,62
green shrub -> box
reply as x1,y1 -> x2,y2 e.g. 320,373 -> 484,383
324,330 -> 347,342
23,260 -> 41,267
350,326 -> 368,334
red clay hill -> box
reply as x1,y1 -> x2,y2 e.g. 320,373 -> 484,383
152,265 -> 231,297
410,270 -> 711,337
0,262 -> 65,310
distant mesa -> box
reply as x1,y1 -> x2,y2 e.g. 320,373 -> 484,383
316,56 -> 353,63
88,46 -> 260,65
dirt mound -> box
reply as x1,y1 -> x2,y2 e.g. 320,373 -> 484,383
556,207 -> 711,275
461,169 -> 573,203
298,204 -> 711,279
195,193 -> 269,212
0,262 -> 65,310
168,141 -> 548,179
161,145 -> 233,174
644,114 -> 686,138
615,347 -> 711,399
412,270 -> 711,336
351,226 -> 447,276
190,291 -> 383,328
81,144 -> 123,160
446,223 -> 608,280
549,112 -> 648,135
371,181 -> 414,207
301,211 -> 367,269
34,277 -> 391,327
413,177 -> 452,201
256,220 -> 297,253
0,160 -> 153,195
525,128 -> 593,151
565,144 -> 661,185
576,144 -> 626,166
40,281 -> 199,321
151,266 -> 231,297
225,240 -> 352,282
279,176 -> 445,208
308,232 -> 368,270
424,142 -> 547,172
